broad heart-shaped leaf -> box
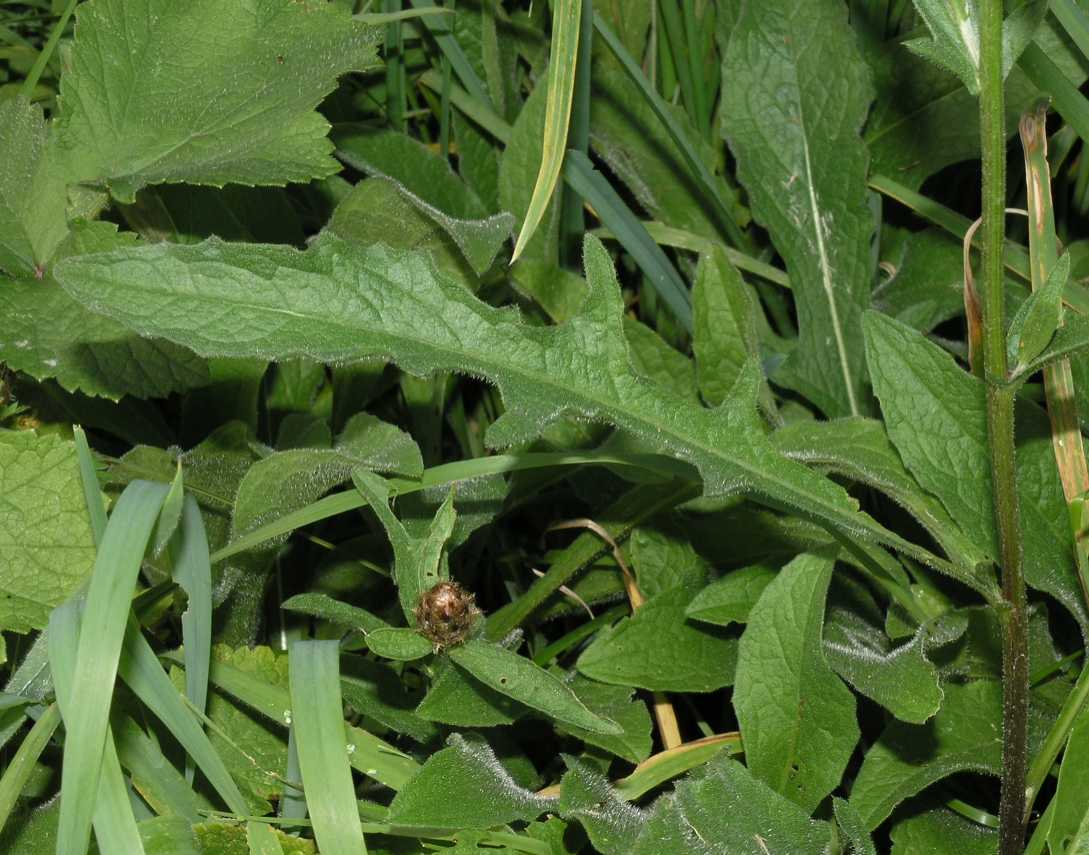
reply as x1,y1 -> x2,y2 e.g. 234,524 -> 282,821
53,232 -> 969,586
54,0 -> 378,203
0,222 -> 209,400
1008,250 -> 1069,371
631,756 -> 833,855
575,586 -> 738,692
850,680 -> 1003,830
905,0 -> 1046,94
388,733 -> 555,832
734,552 -> 859,812
864,311 -> 1089,634
0,98 -> 67,277
718,0 -> 874,419
351,468 -> 456,626
0,431 -> 96,634
448,638 -> 621,736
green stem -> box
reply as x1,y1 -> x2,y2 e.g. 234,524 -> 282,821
979,2 -> 1029,851
19,0 -> 77,99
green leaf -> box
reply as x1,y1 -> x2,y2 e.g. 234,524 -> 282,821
351,469 -> 456,625
631,756 -> 833,855
0,98 -> 67,276
559,757 -> 646,855
558,675 -> 653,764
684,564 -> 777,627
415,650 -> 523,728
55,0 -> 379,202
171,496 -> 213,746
850,680 -> 1003,830
576,586 -> 737,692
734,552 -> 859,811
338,656 -> 439,745
834,798 -> 877,855
1043,704 -> 1089,852
874,229 -> 972,333
331,130 -> 512,275
888,797 -> 997,854
718,0 -> 873,418
511,0 -> 581,262
0,223 -> 209,400
282,592 -> 389,635
54,232 -> 952,584
629,520 -> 710,600
0,430 -> 96,633
288,640 -> 370,855
904,0 -> 1046,93
772,417 -> 990,572
692,248 -> 761,407
864,311 -> 1088,632
448,638 -> 621,735
388,733 -> 555,832
364,627 -> 433,661
51,480 -> 168,855
1008,251 -> 1069,371
824,609 -> 967,724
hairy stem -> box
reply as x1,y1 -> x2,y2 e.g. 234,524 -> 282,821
979,2 -> 1029,851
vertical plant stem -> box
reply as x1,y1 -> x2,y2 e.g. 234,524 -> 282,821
980,2 -> 1029,851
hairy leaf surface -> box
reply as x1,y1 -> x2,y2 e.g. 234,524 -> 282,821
53,233 -> 961,579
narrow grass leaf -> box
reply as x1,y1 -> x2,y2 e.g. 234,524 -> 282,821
49,598 -> 147,855
72,425 -> 107,545
171,496 -> 213,783
246,820 -> 285,855
449,638 -> 621,735
117,619 -> 249,816
288,640 -> 369,855
163,650 -> 419,791
51,480 -> 167,855
152,462 -> 185,558
564,150 -> 692,331
0,703 -> 60,836
511,0 -> 582,262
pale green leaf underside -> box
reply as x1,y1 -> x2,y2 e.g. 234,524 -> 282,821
55,0 -> 379,202
53,233 -> 967,582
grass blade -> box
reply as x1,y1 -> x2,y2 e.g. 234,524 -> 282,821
0,703 -> 60,835
511,0 -> 583,262
1018,43 -> 1089,147
592,13 -> 747,248
171,495 -> 213,783
560,0 -> 592,266
288,640 -> 369,855
210,451 -> 692,564
51,480 -> 167,855
117,618 -> 249,816
408,0 -> 492,108
1052,0 -> 1089,65
50,599 -> 146,855
564,149 -> 693,330
72,426 -> 107,546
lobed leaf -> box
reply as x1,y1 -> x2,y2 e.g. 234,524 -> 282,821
53,233 -> 961,582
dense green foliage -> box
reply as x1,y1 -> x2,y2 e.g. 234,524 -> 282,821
5,0 -> 1089,853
